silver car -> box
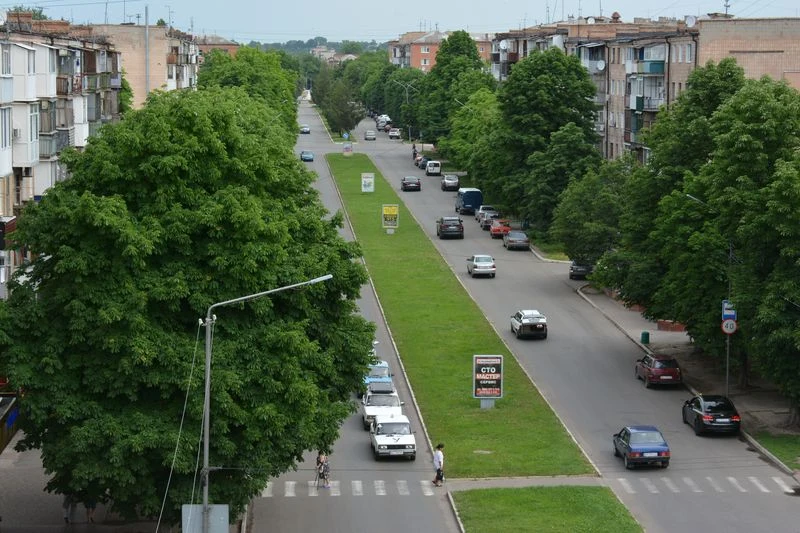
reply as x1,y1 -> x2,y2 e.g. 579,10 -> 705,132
440,174 -> 460,191
503,230 -> 530,250
364,130 -> 377,140
466,255 -> 496,278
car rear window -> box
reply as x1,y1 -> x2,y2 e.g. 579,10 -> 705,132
653,359 -> 679,369
630,431 -> 666,445
704,399 -> 735,412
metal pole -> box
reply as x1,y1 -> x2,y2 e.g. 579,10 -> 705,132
201,274 -> 332,533
725,332 -> 730,397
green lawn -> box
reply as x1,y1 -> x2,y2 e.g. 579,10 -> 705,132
453,487 -> 642,533
327,153 -> 592,477
754,432 -> 800,470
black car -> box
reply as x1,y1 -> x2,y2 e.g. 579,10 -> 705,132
569,261 -> 594,280
417,156 -> 430,169
682,394 -> 741,435
436,216 -> 464,239
401,176 -> 422,191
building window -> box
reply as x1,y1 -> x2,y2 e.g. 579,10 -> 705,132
27,50 -> 34,74
672,81 -> 676,98
0,107 -> 10,149
29,103 -> 39,142
678,82 -> 682,94
1,44 -> 10,76
421,58 -> 429,66
167,65 -> 175,80
422,46 -> 430,54
479,46 -> 484,52
686,43 -> 693,63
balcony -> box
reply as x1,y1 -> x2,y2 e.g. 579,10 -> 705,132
39,133 -> 57,158
640,60 -> 664,74
98,73 -> 111,90
110,73 -> 122,89
167,53 -> 189,65
88,121 -> 103,138
83,74 -> 98,91
56,126 -> 75,147
643,96 -> 665,111
56,75 -> 74,96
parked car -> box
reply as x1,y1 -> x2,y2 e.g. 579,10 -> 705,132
299,124 -> 311,134
417,156 -> 430,169
480,213 -> 500,230
388,128 -> 401,139
682,394 -> 741,435
401,176 -> 422,191
503,231 -> 530,250
510,309 -> 548,339
299,150 -> 314,162
569,261 -> 594,280
364,130 -> 377,141
436,216 -> 464,239
361,390 -> 403,430
383,123 -> 393,133
466,255 -> 496,278
362,359 -> 393,396
441,174 -> 460,191
456,188 -> 483,215
425,160 -> 442,176
613,425 -> 670,469
475,205 -> 497,222
370,414 -> 416,461
490,219 -> 512,239
635,354 -> 682,388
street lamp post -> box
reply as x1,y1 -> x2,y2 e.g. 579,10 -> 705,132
391,79 -> 418,141
201,274 -> 333,533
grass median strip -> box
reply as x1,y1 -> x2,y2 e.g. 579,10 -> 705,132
754,432 -> 800,470
327,153 -> 592,477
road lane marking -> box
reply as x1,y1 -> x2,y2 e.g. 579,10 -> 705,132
375,480 -> 386,496
352,480 -> 363,496
260,482 -> 273,498
330,480 -> 340,496
706,477 -> 725,493
397,480 -> 410,495
617,478 -> 636,494
285,481 -> 296,497
641,478 -> 659,494
308,480 -> 318,497
727,477 -> 747,492
749,476 -> 770,493
661,477 -> 680,493
683,477 -> 702,492
420,480 -> 435,496
773,477 -> 794,493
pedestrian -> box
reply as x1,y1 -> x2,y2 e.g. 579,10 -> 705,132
316,451 -> 330,488
84,498 -> 97,523
62,494 -> 77,524
432,443 -> 445,487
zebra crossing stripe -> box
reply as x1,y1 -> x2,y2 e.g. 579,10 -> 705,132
682,477 -> 702,493
749,476 -> 770,493
772,476 -> 794,493
308,480 -> 318,497
706,477 -> 725,493
617,478 -> 636,494
352,480 -> 363,496
330,480 -> 340,496
640,478 -> 659,494
261,481 -> 273,498
285,481 -> 296,497
727,477 -> 747,493
374,480 -> 386,496
420,480 -> 435,496
397,480 -> 410,495
661,477 -> 680,493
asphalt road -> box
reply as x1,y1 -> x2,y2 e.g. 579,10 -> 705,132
248,107 -> 459,533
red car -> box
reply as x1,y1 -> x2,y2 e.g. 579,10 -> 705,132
489,219 -> 512,239
635,354 -> 682,388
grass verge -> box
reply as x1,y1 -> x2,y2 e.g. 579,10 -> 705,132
453,487 -> 642,533
327,153 -> 592,477
754,432 -> 800,470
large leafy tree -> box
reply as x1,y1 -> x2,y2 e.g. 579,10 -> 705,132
384,68 -> 425,138
0,87 -> 374,521
325,79 -> 365,134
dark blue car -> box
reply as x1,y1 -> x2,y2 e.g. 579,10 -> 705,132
613,425 -> 670,469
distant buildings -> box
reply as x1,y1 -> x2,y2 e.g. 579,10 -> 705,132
388,31 -> 494,72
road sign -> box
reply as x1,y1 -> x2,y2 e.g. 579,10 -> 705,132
721,319 -> 738,335
343,132 -> 349,140
722,300 -> 736,320
361,173 -> 375,193
473,355 -> 503,399
381,204 -> 399,229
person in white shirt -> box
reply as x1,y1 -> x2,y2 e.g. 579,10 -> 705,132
432,443 -> 445,487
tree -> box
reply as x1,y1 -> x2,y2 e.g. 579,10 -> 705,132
0,87 -> 374,522
339,41 -> 364,55
324,79 -> 364,133
9,5 -> 48,19
156,18 -> 167,26
118,70 -> 134,115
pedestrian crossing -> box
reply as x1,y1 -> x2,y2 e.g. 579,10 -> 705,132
614,475 -> 794,495
259,479 -> 437,498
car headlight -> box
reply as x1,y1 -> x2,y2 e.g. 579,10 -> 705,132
406,445 -> 415,449
379,445 -> 387,450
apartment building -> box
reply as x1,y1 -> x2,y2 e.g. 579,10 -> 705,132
389,31 -> 494,72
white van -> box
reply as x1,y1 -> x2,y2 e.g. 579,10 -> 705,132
425,160 -> 442,176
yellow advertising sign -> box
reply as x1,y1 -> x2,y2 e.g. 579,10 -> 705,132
382,204 -> 399,229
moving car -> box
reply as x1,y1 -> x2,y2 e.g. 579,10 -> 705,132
425,160 -> 442,176
613,425 -> 670,469
401,176 -> 422,191
388,128 -> 401,139
635,354 -> 682,388
441,174 -> 460,191
682,394 -> 741,435
510,309 -> 547,339
456,188 -> 483,215
364,130 -> 377,141
475,205 -> 497,222
569,261 -> 594,280
503,231 -> 530,250
299,150 -> 314,162
466,255 -> 496,278
362,359 -> 393,396
436,216 -> 464,239
299,124 -> 311,134
490,219 -> 512,239
480,213 -> 500,230
361,390 -> 403,430
370,414 -> 416,461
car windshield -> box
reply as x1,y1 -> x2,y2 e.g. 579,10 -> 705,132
474,256 -> 493,263
376,423 -> 411,435
508,232 -> 526,239
704,399 -> 735,412
654,359 -> 679,369
368,366 -> 389,378
630,431 -> 666,445
367,395 -> 400,407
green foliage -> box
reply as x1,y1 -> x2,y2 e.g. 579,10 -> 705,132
339,40 -> 364,55
3,88 -> 374,523
156,18 -> 166,26
383,68 -> 425,137
9,5 -> 48,19
118,70 -> 134,115
324,80 -> 365,133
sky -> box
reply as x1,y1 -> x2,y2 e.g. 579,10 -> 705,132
6,0 -> 800,43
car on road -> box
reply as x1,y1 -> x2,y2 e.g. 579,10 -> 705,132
490,219 -> 512,239
436,216 -> 464,239
456,188 -> 483,215
425,160 -> 442,176
401,176 -> 422,191
417,156 -> 430,169
388,128 -> 401,139
475,205 -> 497,222
299,124 -> 311,134
635,354 -> 682,388
300,150 -> 314,162
510,309 -> 547,339
361,390 -> 403,430
480,213 -> 500,230
441,174 -> 460,191
503,231 -> 530,250
364,130 -> 377,141
613,425 -> 670,469
370,414 -> 416,461
362,359 -> 393,397
569,261 -> 594,280
466,255 -> 496,278
682,394 -> 741,435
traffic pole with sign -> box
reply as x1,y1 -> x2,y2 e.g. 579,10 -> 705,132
473,355 -> 503,409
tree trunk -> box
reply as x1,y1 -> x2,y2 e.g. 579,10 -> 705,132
785,403 -> 800,429
737,351 -> 750,389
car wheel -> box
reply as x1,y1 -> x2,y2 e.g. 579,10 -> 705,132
373,449 -> 380,460
693,418 -> 704,436
409,454 -> 416,461
515,328 -> 521,339
661,461 -> 669,469
363,420 -> 370,430
569,274 -> 575,280
541,332 -> 547,339
624,455 -> 633,470
643,376 -> 651,389
491,273 -> 495,278
460,234 -> 464,239
681,408 -> 687,424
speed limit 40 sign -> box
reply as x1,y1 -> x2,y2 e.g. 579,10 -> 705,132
721,319 -> 738,335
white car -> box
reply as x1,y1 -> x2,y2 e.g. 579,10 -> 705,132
475,205 -> 498,222
510,309 -> 548,339
388,128 -> 401,139
370,414 -> 416,461
466,255 -> 496,278
361,391 -> 403,429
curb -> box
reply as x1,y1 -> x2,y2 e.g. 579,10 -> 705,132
575,285 -> 799,482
